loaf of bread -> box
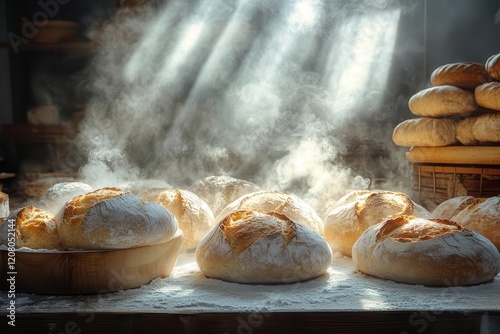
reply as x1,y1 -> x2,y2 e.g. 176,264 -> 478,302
432,196 -> 486,219
196,209 -> 332,283
392,117 -> 458,147
486,53 -> 500,80
215,190 -> 324,235
408,85 -> 477,117
0,192 -> 8,219
451,196 -> 500,251
352,215 -> 500,286
189,175 -> 261,216
39,181 -> 93,214
139,188 -> 214,250
1,205 -> 60,249
56,187 -> 179,250
324,190 -> 431,257
456,112 -> 500,145
431,62 -> 490,89
475,82 -> 500,111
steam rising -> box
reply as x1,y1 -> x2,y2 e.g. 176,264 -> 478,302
74,0 -> 412,216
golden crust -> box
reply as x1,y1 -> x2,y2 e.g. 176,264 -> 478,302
475,82 -> 500,111
15,205 -> 60,249
486,53 -> 500,80
431,62 -> 490,89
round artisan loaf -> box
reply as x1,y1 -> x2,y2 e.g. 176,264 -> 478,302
196,209 -> 332,283
456,112 -> 500,145
39,181 -> 93,214
408,85 -> 478,117
475,82 -> 500,111
189,175 -> 261,216
56,187 -> 178,250
432,196 -> 486,220
352,215 -> 500,286
451,196 -> 500,251
392,117 -> 458,147
485,53 -> 500,80
1,205 -> 60,249
431,62 -> 490,89
139,188 -> 214,250
215,190 -> 324,235
324,190 -> 431,257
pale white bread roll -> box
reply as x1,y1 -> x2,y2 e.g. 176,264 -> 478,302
196,210 -> 332,283
352,216 -> 500,286
215,190 -> 323,235
486,53 -> 500,80
189,175 -> 261,216
432,196 -> 487,220
0,192 -> 8,219
139,188 -> 214,250
451,196 -> 500,251
456,112 -> 500,145
431,62 -> 490,89
39,181 -> 93,214
475,82 -> 500,111
408,85 -> 478,117
392,117 -> 458,147
1,205 -> 60,249
324,190 -> 432,257
56,187 -> 179,250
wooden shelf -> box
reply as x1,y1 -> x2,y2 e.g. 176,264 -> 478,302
3,123 -> 77,143
18,40 -> 97,52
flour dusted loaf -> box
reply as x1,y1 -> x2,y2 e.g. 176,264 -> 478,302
189,175 -> 261,216
408,85 -> 477,117
196,209 -> 332,283
392,117 -> 458,147
475,82 -> 500,111
39,181 -> 93,214
431,62 -> 490,89
432,196 -> 486,220
1,205 -> 60,249
486,53 -> 500,80
0,192 -> 8,219
451,196 -> 500,251
456,112 -> 500,145
56,187 -> 178,250
352,215 -> 500,286
215,190 -> 323,235
139,188 -> 214,249
324,190 -> 431,257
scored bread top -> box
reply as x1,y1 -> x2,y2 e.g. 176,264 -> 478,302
486,53 -> 500,80
431,62 -> 490,89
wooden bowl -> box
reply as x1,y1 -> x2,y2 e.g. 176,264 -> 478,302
0,231 -> 183,294
32,20 -> 79,44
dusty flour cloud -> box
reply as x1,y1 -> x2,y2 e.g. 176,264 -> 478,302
74,0 -> 415,214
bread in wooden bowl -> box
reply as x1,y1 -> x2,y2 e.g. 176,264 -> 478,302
38,181 -> 93,214
352,215 -> 500,286
215,190 -> 324,235
189,175 -> 261,216
139,188 -> 214,250
451,196 -> 500,251
56,187 -> 179,250
431,62 -> 490,90
324,190 -> 431,257
1,205 -> 60,250
196,209 -> 332,284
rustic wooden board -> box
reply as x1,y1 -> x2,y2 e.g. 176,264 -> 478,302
0,232 -> 183,294
406,146 -> 500,165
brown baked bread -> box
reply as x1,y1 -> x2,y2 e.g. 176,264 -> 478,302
408,85 -> 478,117
324,190 -> 431,257
486,53 -> 500,80
451,196 -> 500,251
392,117 -> 458,147
0,192 -> 8,219
475,82 -> 500,111
189,175 -> 261,216
196,209 -> 332,283
56,187 -> 179,250
456,112 -> 500,145
1,205 -> 60,249
214,190 -> 324,235
139,188 -> 214,250
352,215 -> 500,286
432,196 -> 487,219
431,62 -> 490,89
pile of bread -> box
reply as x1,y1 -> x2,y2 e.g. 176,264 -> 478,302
1,176 -> 499,287
393,53 -> 500,147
